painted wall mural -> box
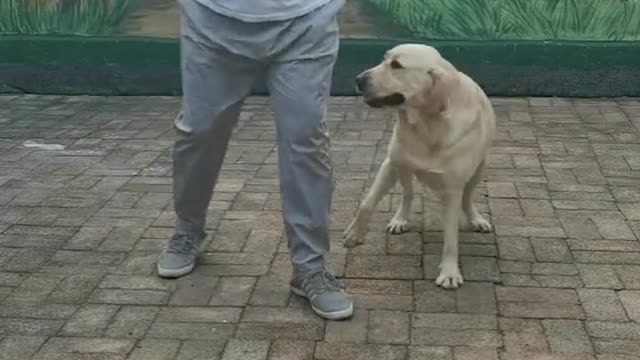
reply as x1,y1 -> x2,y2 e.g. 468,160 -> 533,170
1,0 -> 639,40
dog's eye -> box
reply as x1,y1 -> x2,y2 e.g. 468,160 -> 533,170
390,60 -> 403,69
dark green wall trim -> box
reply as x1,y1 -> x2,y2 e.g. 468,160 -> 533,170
2,35 -> 640,97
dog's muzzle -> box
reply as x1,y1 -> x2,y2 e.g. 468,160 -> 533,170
355,73 -> 368,93
365,93 -> 406,108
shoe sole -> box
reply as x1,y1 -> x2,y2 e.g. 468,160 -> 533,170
157,263 -> 195,278
290,286 -> 354,321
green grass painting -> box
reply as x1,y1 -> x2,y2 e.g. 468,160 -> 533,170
365,0 -> 640,40
0,0 -> 134,35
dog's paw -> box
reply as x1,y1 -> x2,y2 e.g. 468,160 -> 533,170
435,262 -> 464,289
471,216 -> 492,233
387,218 -> 408,234
343,218 -> 365,248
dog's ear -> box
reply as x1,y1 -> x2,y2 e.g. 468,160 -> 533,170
425,66 -> 456,113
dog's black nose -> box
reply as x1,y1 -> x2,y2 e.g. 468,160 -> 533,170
355,74 -> 368,93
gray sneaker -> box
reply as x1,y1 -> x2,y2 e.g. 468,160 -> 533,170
157,233 -> 205,278
290,269 -> 354,320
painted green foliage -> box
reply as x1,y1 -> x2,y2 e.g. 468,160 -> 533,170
365,0 -> 640,40
0,0 -> 133,35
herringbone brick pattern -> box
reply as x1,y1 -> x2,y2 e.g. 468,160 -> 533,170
1,95 -> 639,359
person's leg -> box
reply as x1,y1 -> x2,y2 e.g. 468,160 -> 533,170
266,0 -> 352,320
158,1 -> 261,278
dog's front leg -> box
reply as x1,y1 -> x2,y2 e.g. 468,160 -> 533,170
436,190 -> 464,289
344,158 -> 397,248
387,171 -> 413,234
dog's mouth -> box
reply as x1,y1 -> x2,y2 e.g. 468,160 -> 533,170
365,93 -> 406,108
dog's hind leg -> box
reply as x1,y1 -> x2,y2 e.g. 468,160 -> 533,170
461,161 -> 492,233
387,171 -> 413,234
344,158 -> 397,248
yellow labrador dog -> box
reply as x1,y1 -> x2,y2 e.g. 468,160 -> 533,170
344,44 -> 496,289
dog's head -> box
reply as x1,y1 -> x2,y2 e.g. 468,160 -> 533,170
355,44 -> 458,111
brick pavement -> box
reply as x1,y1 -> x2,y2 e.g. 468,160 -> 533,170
0,95 -> 640,359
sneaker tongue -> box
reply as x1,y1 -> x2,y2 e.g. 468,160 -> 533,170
168,235 -> 196,254
310,270 -> 341,292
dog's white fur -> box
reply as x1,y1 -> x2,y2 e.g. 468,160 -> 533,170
344,44 -> 496,289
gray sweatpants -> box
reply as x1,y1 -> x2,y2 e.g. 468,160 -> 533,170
173,0 -> 343,272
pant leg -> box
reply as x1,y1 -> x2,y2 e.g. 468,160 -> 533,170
173,1 -> 262,236
266,1 -> 342,272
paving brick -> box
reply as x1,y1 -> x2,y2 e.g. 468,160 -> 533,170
38,337 -> 135,355
235,322 -> 323,341
98,226 -> 146,251
88,289 -> 169,305
48,274 -> 103,304
616,265 -> 640,289
456,282 -> 498,314
500,318 -> 549,353
241,306 -> 322,324
500,302 -> 584,319
594,339 -> 640,357
500,353 -> 596,360
98,274 -> 174,291
315,342 -> 407,360
578,289 -> 628,321
499,260 -> 532,274
0,335 -> 47,360
128,339 -> 180,360
596,355 -> 640,360
249,276 -> 291,307
0,318 -> 64,336
573,251 -> 640,265
408,346 -> 452,360
369,310 -> 410,345
533,274 -> 583,288
414,281 -> 456,313
324,309 -> 368,343
105,306 -> 159,339
454,347 -> 499,360
496,287 -> 578,304
346,255 -> 423,279
60,304 -> 119,336
157,306 -> 241,323
168,270 -> 218,306
146,321 -> 235,340
578,264 -> 624,289
497,237 -> 535,261
592,217 -> 636,240
345,279 -> 413,311
487,182 -> 518,198
411,313 -> 500,347
542,320 -> 593,353
531,238 -> 572,262
175,339 -> 228,360
221,339 -> 270,360
267,340 -> 315,360
209,277 -> 256,306
461,256 -> 501,283
0,303 -> 77,319
587,321 -> 640,340
411,328 -> 501,347
559,216 -> 602,240
618,290 -> 640,322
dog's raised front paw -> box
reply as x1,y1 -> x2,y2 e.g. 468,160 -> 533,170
387,218 -> 408,234
435,262 -> 464,289
343,218 -> 365,248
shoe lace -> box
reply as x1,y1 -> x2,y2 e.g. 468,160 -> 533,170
167,234 -> 200,254
306,269 -> 344,293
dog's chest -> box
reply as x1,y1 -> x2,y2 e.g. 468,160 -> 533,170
388,120 -> 446,173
